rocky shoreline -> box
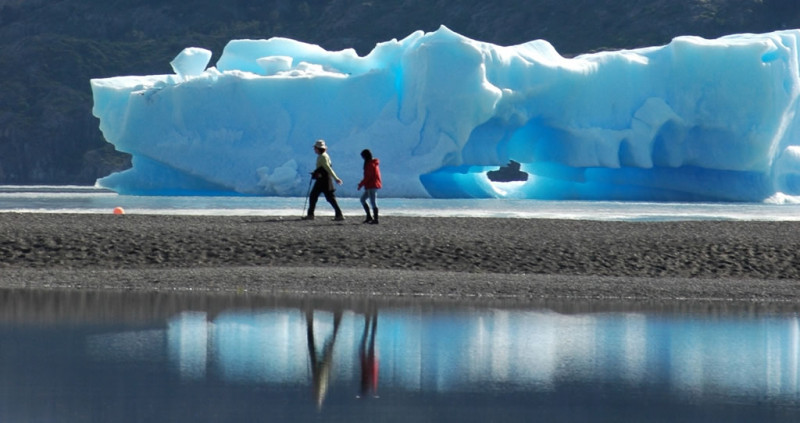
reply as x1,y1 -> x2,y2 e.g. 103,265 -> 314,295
2,213 -> 800,302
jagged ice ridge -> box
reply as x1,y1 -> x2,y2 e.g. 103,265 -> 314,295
91,26 -> 800,202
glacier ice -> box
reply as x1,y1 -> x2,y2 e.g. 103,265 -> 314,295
91,26 -> 800,202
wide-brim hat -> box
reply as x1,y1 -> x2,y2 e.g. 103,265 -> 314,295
314,139 -> 326,149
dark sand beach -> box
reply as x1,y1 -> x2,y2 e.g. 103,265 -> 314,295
2,213 -> 800,302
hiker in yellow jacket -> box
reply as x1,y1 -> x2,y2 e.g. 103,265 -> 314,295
303,139 -> 344,221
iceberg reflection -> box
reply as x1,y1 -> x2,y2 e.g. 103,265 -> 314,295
163,304 -> 800,402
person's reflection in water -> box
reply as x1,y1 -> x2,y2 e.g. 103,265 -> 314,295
357,307 -> 379,399
306,308 -> 342,410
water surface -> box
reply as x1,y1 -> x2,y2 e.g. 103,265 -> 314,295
1,289 -> 799,422
3,185 -> 800,221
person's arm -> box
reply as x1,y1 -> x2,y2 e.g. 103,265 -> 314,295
319,153 -> 342,183
373,162 -> 382,188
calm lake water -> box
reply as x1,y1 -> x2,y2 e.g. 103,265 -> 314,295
1,289 -> 800,422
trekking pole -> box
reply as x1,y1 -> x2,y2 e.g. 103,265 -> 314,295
301,175 -> 313,218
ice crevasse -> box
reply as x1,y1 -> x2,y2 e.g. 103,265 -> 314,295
91,26 -> 800,202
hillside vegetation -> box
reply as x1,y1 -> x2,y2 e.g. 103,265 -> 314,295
1,0 -> 798,184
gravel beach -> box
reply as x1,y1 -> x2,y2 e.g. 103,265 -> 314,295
2,213 -> 800,302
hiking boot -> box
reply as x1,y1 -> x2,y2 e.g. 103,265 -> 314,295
362,204 -> 373,223
369,208 -> 379,224
301,215 -> 315,220
333,215 -> 345,221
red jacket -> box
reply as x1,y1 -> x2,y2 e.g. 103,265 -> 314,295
358,158 -> 382,190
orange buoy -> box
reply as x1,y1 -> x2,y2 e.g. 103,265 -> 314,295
113,207 -> 125,215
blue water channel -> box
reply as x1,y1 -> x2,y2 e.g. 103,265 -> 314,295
1,289 -> 799,422
4,185 -> 800,221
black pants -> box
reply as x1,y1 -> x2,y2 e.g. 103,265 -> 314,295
308,181 -> 342,217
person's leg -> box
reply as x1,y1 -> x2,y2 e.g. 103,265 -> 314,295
323,190 -> 344,221
360,190 -> 373,223
368,189 -> 379,224
368,189 -> 378,210
305,184 -> 322,219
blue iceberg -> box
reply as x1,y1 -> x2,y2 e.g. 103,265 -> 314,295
91,26 -> 800,202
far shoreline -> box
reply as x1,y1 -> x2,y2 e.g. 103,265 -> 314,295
4,266 -> 800,306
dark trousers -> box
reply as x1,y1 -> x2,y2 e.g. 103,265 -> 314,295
308,182 -> 343,217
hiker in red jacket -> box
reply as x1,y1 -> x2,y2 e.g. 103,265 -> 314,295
357,149 -> 382,224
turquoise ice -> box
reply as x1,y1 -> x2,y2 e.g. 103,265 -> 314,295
91,26 -> 800,201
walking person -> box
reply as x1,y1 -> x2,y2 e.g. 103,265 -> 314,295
357,149 -> 382,224
303,139 -> 344,221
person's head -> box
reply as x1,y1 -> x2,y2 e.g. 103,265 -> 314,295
360,149 -> 372,161
313,139 -> 327,153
